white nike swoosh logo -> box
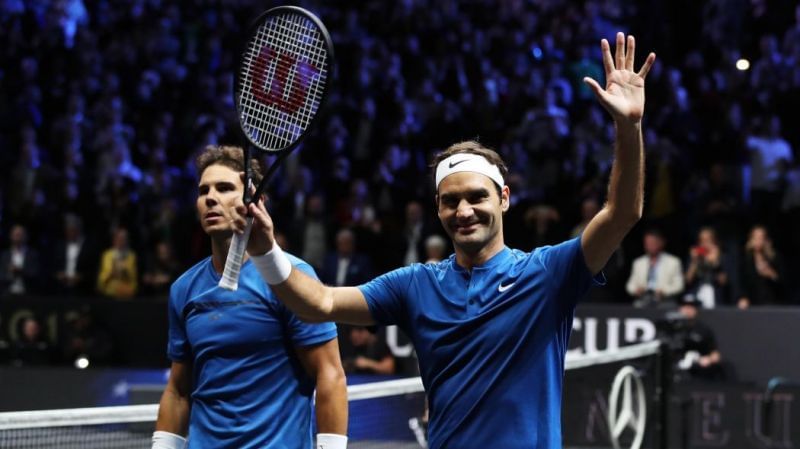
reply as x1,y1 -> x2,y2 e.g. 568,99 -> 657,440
498,282 -> 515,292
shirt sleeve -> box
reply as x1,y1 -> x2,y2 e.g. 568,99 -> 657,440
167,282 -> 191,361
357,265 -> 414,326
535,237 -> 605,311
283,259 -> 338,347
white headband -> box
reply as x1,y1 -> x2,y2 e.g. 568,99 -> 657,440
435,153 -> 504,189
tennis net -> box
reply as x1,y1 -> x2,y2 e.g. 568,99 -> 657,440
0,341 -> 666,449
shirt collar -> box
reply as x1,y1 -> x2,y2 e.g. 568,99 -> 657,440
450,246 -> 513,273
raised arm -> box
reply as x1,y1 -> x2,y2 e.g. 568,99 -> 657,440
581,32 -> 656,275
233,194 -> 375,325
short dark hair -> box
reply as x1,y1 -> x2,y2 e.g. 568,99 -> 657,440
430,140 -> 508,196
195,145 -> 263,185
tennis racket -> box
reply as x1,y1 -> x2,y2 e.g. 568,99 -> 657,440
219,6 -> 334,291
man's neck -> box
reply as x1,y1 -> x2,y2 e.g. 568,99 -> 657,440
454,237 -> 505,271
210,235 -> 248,274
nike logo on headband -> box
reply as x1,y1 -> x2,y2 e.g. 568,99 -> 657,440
448,159 -> 468,168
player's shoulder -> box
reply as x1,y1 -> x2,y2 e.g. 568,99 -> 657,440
524,237 -> 583,269
170,257 -> 212,297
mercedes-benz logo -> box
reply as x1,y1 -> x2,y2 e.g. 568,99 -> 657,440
608,365 -> 647,449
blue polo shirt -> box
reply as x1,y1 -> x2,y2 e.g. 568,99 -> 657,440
359,237 -> 602,449
168,255 -> 337,449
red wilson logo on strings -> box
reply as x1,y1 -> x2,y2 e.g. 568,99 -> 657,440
251,46 -> 321,114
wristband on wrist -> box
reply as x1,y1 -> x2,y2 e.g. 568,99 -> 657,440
151,431 -> 187,449
251,243 -> 293,285
316,433 -> 348,449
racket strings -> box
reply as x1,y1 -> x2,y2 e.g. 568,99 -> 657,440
238,12 -> 329,151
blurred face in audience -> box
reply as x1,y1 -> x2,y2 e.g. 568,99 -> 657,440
336,230 -> 355,257
10,225 -> 26,247
112,229 -> 129,250
23,318 -> 40,342
643,233 -> 664,256
197,164 -> 244,239
749,227 -> 768,252
349,327 -> 374,347
698,228 -> 716,249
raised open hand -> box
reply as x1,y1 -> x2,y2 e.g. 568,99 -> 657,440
583,32 -> 656,124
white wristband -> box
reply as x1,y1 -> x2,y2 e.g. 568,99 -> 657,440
151,431 -> 187,449
251,243 -> 293,285
316,433 -> 348,449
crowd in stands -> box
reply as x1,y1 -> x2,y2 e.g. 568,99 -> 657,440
1,0 -> 799,364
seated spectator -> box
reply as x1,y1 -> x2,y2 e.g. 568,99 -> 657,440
341,326 -> 395,375
61,306 -> 114,366
738,225 -> 784,308
97,227 -> 138,299
0,224 -> 40,296
684,227 -> 732,307
52,214 -> 97,296
10,317 -> 53,366
626,229 -> 685,307
321,228 -> 372,286
141,240 -> 180,296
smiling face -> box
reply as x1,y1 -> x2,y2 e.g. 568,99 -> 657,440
196,164 -> 244,239
436,172 -> 509,257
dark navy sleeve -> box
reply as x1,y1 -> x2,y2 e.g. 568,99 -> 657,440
167,281 -> 190,361
357,265 -> 415,326
284,257 -> 337,347
534,236 -> 605,311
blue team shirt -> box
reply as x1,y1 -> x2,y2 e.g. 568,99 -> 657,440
359,237 -> 603,449
168,255 -> 337,449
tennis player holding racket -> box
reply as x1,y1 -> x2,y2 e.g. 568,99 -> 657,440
153,8 -> 347,449
238,33 -> 654,449
152,146 -> 347,449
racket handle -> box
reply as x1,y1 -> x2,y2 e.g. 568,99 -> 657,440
218,217 -> 254,291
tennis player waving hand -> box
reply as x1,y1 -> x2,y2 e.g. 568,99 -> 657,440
236,32 -> 655,449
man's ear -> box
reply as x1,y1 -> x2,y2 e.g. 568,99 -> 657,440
500,185 -> 510,213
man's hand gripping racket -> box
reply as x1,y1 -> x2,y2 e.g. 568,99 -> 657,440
219,6 -> 334,290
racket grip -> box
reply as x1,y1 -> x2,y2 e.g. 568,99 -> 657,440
218,217 -> 254,291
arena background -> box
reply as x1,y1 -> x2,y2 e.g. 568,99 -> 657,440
1,1 -> 800,448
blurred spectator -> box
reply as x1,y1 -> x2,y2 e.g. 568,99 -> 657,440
401,201 -> 427,265
341,326 -> 395,375
52,214 -> 97,296
97,227 -> 138,299
10,317 -> 53,366
424,235 -> 448,263
626,229 -> 685,307
745,115 -> 793,230
289,193 -> 331,271
0,0 -> 797,309
668,294 -> 723,382
684,227 -> 732,307
521,205 -> 564,250
61,306 -> 114,366
321,228 -> 372,286
738,225 -> 784,308
0,224 -> 41,296
570,197 -> 601,238
141,240 -> 179,296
